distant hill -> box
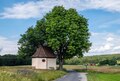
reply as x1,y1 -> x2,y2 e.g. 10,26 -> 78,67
83,54 -> 120,63
65,54 -> 120,65
84,54 -> 120,60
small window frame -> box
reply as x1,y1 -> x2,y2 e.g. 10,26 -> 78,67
42,59 -> 45,62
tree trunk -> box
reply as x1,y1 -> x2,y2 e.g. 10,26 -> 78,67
58,53 -> 64,70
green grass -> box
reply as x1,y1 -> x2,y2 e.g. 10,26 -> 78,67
0,65 -> 120,81
64,65 -> 120,81
88,72 -> 120,81
0,66 -> 66,81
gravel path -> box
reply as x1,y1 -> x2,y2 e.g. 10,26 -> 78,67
55,70 -> 87,81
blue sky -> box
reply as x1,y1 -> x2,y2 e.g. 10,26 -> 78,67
0,0 -> 120,56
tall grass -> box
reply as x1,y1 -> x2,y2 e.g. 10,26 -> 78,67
0,71 -> 31,81
64,65 -> 120,73
0,66 -> 66,81
31,70 -> 66,81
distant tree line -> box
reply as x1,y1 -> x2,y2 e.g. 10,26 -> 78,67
1,54 -> 120,66
65,54 -> 120,66
0,54 -> 31,66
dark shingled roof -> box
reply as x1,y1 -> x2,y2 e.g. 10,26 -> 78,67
32,46 -> 56,58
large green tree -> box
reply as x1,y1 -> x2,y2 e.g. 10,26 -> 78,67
18,6 -> 91,70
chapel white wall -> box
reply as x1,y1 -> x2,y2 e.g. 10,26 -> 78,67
47,58 -> 56,70
32,58 -> 47,69
32,58 -> 56,70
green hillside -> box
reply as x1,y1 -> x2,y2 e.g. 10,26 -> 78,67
65,54 -> 120,65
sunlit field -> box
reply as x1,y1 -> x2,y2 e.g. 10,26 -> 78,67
64,65 -> 120,81
0,65 -> 120,81
0,66 -> 66,81
87,72 -> 120,81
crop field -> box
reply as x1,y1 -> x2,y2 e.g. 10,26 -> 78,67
0,66 -> 66,81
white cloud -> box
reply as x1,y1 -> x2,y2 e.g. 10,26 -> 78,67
106,37 -> 114,42
0,36 -> 18,55
86,32 -> 120,56
113,46 -> 120,50
0,0 -> 120,19
0,2 -> 41,19
92,43 -> 114,52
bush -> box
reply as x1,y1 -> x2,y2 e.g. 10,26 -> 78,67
99,59 -> 117,66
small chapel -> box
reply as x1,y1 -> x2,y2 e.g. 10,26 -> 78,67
32,46 -> 56,70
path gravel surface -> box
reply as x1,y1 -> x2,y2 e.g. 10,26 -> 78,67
55,70 -> 87,81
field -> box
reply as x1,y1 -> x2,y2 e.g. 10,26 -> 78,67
88,73 -> 120,81
0,66 -> 66,81
0,65 -> 120,81
64,65 -> 120,81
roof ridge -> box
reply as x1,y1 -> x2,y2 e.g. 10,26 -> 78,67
32,46 -> 56,58
42,46 -> 47,57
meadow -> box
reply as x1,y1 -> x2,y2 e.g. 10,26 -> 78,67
87,66 -> 120,81
64,65 -> 120,81
88,73 -> 120,81
0,66 -> 66,81
0,65 -> 120,81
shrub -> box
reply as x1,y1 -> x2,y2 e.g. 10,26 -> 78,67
99,59 -> 117,66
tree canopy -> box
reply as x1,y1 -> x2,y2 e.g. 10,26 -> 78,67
18,6 -> 91,70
